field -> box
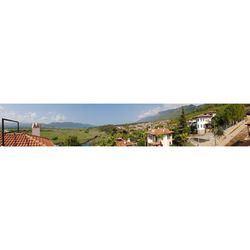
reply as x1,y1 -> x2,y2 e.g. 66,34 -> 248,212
40,128 -> 105,146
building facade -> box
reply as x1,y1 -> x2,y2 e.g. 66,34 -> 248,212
192,112 -> 216,135
146,128 -> 173,146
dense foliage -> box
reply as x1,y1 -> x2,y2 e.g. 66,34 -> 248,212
214,104 -> 245,128
173,108 -> 190,146
65,136 -> 81,146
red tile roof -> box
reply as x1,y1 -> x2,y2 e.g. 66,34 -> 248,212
115,138 -> 135,146
0,132 -> 54,147
194,114 -> 213,119
148,128 -> 173,136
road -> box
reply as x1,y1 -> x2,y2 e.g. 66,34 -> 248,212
189,116 -> 250,146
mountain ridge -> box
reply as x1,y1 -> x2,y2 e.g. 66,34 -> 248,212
138,104 -> 199,122
0,121 -> 95,129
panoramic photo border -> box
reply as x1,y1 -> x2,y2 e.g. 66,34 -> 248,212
0,104 -> 250,147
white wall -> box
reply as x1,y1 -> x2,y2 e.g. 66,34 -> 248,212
147,134 -> 172,146
196,117 -> 212,134
32,127 -> 40,137
162,135 -> 172,146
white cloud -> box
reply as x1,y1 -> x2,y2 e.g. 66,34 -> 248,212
0,107 -> 66,124
0,110 -> 38,123
36,113 -> 66,123
137,104 -> 185,120
54,113 -> 65,122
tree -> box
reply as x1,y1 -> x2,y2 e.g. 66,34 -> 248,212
65,136 -> 81,146
214,104 -> 245,128
179,107 -> 188,131
137,138 -> 146,146
173,108 -> 190,146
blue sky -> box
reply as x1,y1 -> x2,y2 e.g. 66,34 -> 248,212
0,104 -> 184,125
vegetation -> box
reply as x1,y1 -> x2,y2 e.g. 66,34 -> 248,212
173,108 -> 190,146
40,128 -> 105,146
96,126 -> 146,146
65,136 -> 81,146
213,104 -> 245,128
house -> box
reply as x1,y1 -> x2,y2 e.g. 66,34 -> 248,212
146,128 -> 173,146
115,138 -> 135,146
1,120 -> 54,147
0,133 -> 54,146
191,112 -> 216,135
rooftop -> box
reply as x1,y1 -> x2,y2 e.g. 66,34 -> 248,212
0,132 -> 54,147
148,128 -> 173,136
115,138 -> 135,146
194,114 -> 213,119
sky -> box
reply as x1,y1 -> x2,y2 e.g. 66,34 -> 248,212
0,104 -> 185,125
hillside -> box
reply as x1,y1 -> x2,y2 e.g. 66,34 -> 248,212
137,104 -> 246,123
138,104 -> 198,122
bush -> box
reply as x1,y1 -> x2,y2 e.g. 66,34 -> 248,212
65,136 -> 81,146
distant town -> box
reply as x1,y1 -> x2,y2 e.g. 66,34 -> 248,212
1,104 -> 250,147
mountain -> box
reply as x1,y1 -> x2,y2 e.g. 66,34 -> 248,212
42,122 -> 94,128
1,122 -> 95,129
138,104 -> 199,122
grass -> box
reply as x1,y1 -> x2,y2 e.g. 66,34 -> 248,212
40,128 -> 106,145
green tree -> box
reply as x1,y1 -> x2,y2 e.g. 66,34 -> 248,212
179,107 -> 188,131
214,104 -> 245,128
173,107 -> 190,146
65,136 -> 81,146
137,138 -> 146,146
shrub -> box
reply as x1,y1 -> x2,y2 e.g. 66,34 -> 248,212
65,136 -> 81,146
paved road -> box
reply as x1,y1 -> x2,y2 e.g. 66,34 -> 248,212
189,116 -> 250,146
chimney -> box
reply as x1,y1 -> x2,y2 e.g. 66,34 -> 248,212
32,123 -> 41,136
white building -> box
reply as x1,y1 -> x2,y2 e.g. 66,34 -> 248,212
192,112 -> 216,135
146,128 -> 173,146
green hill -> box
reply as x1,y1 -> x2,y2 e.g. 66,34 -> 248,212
138,104 -> 245,123
138,104 -> 198,122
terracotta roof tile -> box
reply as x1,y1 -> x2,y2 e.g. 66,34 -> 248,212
194,114 -> 213,119
115,138 -> 135,146
148,128 -> 173,136
0,133 -> 54,147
